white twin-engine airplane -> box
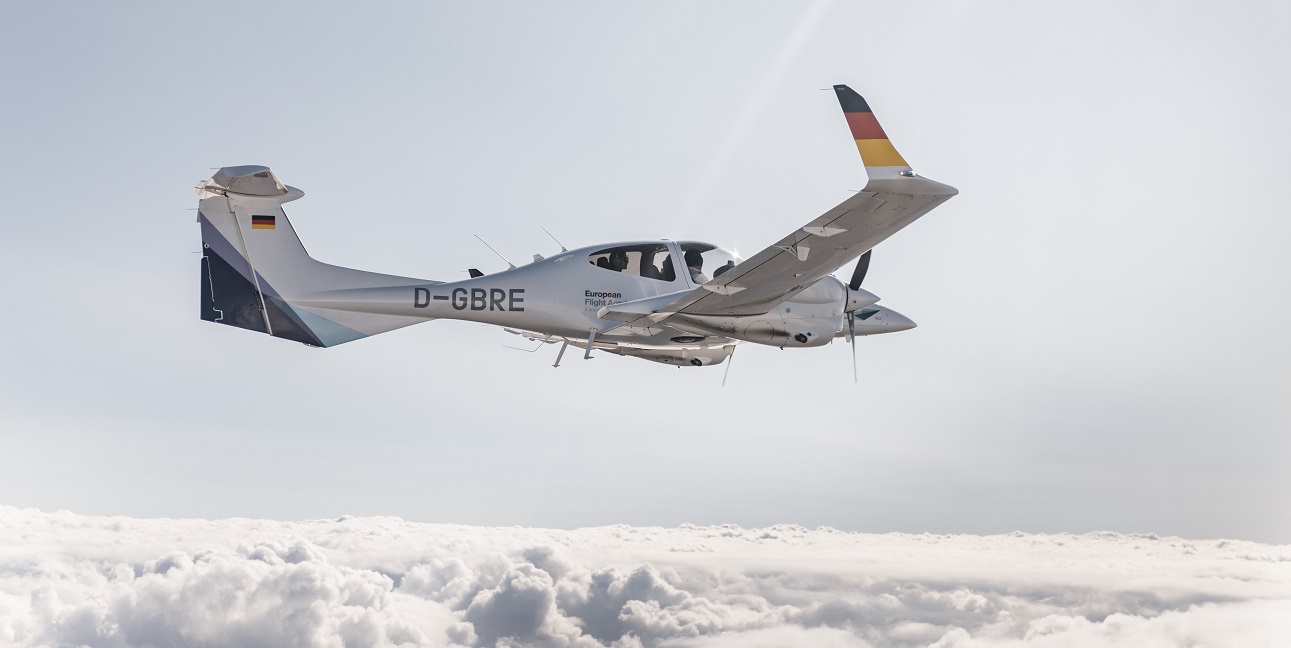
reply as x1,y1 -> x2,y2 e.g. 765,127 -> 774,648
194,85 -> 956,371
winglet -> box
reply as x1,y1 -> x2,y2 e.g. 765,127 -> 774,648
834,85 -> 913,180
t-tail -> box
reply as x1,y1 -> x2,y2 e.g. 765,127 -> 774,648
195,165 -> 438,347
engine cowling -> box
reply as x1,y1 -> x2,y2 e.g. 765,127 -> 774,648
615,344 -> 735,366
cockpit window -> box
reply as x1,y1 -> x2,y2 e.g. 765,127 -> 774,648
678,242 -> 741,285
588,244 -> 675,282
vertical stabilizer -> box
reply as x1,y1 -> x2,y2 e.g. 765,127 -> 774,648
196,166 -> 438,347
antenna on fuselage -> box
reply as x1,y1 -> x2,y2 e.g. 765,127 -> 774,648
474,235 -> 516,270
540,226 -> 568,253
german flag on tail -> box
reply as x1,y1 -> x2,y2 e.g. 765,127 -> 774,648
833,85 -> 913,180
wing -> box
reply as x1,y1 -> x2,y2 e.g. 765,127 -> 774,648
636,86 -> 957,319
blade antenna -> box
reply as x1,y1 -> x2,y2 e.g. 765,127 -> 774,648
540,226 -> 568,253
474,235 -> 516,269
722,346 -> 737,387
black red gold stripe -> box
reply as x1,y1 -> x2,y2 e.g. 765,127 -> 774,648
833,85 -> 908,168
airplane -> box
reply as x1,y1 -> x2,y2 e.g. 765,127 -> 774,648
193,85 -> 957,374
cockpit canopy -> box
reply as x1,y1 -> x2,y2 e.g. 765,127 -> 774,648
678,242 -> 741,284
586,242 -> 742,285
587,243 -> 673,281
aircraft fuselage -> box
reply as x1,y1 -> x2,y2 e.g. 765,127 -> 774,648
292,239 -> 912,355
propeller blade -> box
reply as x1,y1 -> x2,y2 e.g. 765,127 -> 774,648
848,250 -> 872,290
722,346 -> 736,387
848,311 -> 858,383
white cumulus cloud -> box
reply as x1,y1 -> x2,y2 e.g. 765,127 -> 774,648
1,508 -> 1288,647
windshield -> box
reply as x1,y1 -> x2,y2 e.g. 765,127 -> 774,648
678,242 -> 742,284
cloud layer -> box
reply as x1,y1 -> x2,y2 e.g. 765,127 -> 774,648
1,507 -> 1288,647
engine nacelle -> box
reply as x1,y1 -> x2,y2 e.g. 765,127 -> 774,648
615,344 -> 735,367
835,304 -> 918,336
669,312 -> 842,348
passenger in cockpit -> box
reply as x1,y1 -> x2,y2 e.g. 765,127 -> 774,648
609,249 -> 630,272
685,249 -> 708,283
641,251 -> 663,279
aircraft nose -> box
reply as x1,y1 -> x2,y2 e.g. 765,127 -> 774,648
879,308 -> 917,332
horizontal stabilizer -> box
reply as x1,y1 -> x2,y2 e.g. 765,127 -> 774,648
197,165 -> 439,347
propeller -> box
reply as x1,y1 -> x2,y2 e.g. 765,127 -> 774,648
848,249 -> 872,291
845,250 -> 872,383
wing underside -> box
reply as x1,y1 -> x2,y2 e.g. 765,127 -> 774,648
621,86 -> 957,322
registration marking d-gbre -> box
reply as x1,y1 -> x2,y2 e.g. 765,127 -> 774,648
414,287 -> 525,311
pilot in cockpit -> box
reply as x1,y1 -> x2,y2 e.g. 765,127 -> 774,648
684,249 -> 708,283
609,249 -> 630,272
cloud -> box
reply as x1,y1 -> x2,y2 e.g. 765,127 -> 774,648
0,508 -> 1288,647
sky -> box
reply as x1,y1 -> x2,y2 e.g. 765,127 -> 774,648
1,0 -> 1289,547
2,506 -> 1289,647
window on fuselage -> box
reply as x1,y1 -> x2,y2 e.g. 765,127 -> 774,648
588,244 -> 675,282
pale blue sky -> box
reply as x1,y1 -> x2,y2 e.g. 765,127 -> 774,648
1,2 -> 1287,542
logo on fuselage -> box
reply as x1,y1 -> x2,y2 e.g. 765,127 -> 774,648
585,290 -> 623,308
